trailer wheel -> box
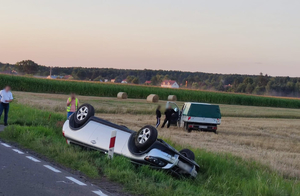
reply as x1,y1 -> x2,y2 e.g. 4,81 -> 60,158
135,125 -> 158,151
74,104 -> 95,127
180,149 -> 195,161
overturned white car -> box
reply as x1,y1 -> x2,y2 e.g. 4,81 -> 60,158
62,104 -> 199,177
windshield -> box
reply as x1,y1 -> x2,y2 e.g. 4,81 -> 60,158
188,104 -> 221,119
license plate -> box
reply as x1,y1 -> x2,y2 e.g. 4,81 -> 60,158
199,126 -> 207,129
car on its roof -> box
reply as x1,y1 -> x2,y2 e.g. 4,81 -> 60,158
62,104 -> 199,177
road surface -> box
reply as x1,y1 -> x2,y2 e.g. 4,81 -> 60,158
0,125 -> 122,196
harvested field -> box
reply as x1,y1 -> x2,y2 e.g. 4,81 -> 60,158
98,114 -> 300,178
13,91 -> 300,178
14,91 -> 300,118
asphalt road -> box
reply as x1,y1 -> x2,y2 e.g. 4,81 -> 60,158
0,126 -> 113,196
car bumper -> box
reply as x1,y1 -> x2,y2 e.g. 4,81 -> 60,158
188,124 -> 217,131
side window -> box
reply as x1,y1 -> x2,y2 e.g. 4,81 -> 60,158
169,102 -> 179,112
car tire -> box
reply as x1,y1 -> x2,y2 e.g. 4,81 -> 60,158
180,149 -> 195,161
183,122 -> 192,133
135,125 -> 158,151
74,104 -> 95,127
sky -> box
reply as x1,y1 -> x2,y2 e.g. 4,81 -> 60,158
0,0 -> 299,76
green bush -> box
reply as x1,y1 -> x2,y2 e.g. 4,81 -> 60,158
1,74 -> 300,108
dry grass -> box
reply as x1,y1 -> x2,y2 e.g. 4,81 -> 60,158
13,91 -> 300,118
13,91 -> 300,178
100,114 -> 300,178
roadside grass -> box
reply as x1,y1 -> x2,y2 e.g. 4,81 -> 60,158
0,103 -> 299,196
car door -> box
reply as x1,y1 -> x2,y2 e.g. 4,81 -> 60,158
166,102 -> 180,125
178,104 -> 186,127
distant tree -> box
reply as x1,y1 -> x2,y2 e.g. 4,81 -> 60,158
16,60 -> 39,75
151,75 -> 163,85
216,82 -> 225,91
132,77 -> 139,84
151,76 -> 158,85
253,85 -> 265,95
236,83 -> 247,93
257,72 -> 269,87
192,82 -> 199,89
163,75 -> 170,80
266,80 -> 275,94
243,77 -> 253,84
126,75 -> 135,83
114,76 -> 122,83
93,75 -> 103,81
245,83 -> 254,94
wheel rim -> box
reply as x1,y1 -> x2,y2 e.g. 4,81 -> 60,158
77,106 -> 88,121
137,128 -> 151,144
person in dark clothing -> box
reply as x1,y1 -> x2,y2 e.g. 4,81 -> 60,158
161,106 -> 175,128
155,105 -> 161,128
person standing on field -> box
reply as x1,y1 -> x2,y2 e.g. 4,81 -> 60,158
161,105 -> 175,128
155,105 -> 161,128
67,93 -> 79,118
0,85 -> 13,126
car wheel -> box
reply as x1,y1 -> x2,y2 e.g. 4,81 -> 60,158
183,122 -> 192,133
74,104 -> 95,127
180,149 -> 195,161
135,125 -> 158,151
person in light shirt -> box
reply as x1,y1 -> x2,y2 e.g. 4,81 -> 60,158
66,93 -> 79,119
0,85 -> 13,126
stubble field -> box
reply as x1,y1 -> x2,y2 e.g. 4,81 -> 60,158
13,91 -> 300,178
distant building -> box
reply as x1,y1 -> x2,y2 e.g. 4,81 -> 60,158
63,75 -> 73,80
224,84 -> 232,88
111,79 -> 116,83
145,80 -> 151,85
161,80 -> 179,88
0,70 -> 18,75
104,79 -> 109,82
47,75 -> 63,79
121,79 -> 127,84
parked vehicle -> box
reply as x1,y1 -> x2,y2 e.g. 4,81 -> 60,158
62,104 -> 199,177
166,102 -> 221,133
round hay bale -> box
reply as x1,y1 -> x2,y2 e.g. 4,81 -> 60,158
168,95 -> 177,101
117,92 -> 127,99
147,94 -> 159,102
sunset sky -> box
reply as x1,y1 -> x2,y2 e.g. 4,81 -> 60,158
0,0 -> 299,76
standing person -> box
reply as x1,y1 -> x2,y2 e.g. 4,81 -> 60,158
155,105 -> 161,128
66,93 -> 79,118
161,105 -> 175,128
0,85 -> 13,126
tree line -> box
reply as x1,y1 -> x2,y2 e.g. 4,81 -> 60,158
1,60 -> 300,97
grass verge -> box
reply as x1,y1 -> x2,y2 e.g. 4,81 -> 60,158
0,103 -> 299,196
